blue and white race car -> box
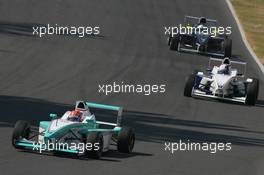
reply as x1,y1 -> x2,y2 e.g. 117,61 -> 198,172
168,16 -> 232,57
184,58 -> 259,105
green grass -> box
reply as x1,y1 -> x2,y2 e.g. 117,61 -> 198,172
231,0 -> 264,63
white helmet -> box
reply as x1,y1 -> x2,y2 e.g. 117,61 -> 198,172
219,58 -> 231,74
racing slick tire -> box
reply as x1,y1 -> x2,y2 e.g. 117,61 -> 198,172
170,35 -> 180,51
12,120 -> 30,149
167,35 -> 172,46
245,78 -> 259,105
184,70 -> 198,97
224,38 -> 232,57
117,127 -> 135,153
86,132 -> 103,159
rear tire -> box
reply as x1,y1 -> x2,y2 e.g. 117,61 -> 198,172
245,78 -> 259,105
86,132 -> 103,159
170,35 -> 180,51
117,127 -> 135,153
224,39 -> 232,57
12,120 -> 30,149
167,35 -> 172,46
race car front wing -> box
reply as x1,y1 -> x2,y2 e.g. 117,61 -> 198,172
192,89 -> 246,103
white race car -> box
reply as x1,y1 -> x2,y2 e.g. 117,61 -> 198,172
184,58 -> 259,105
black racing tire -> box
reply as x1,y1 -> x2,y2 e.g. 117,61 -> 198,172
170,35 -> 180,51
85,132 -> 103,159
184,70 -> 198,97
12,120 -> 30,149
224,38 -> 232,57
167,35 -> 172,46
245,78 -> 259,105
117,127 -> 135,153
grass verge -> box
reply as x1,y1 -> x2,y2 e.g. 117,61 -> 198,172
231,0 -> 264,63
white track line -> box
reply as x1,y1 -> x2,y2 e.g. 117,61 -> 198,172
226,0 -> 264,74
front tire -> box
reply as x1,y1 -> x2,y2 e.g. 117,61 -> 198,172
117,127 -> 135,153
245,78 -> 259,105
170,35 -> 180,51
12,120 -> 30,149
224,38 -> 232,57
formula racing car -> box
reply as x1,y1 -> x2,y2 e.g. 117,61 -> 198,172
12,101 -> 135,159
168,16 -> 232,57
184,58 -> 259,105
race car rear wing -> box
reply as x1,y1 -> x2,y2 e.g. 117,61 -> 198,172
86,102 -> 123,127
209,57 -> 247,76
184,16 -> 219,26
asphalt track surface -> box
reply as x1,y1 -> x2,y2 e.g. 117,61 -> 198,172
0,0 -> 264,175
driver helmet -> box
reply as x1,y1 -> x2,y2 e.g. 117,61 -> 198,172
68,110 -> 82,122
219,57 -> 231,74
222,57 -> 231,65
199,17 -> 207,24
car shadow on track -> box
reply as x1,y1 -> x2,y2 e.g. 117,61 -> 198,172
122,110 -> 264,146
256,100 -> 264,107
0,21 -> 105,39
0,21 -> 37,37
103,150 -> 152,159
191,95 -> 264,108
17,149 -> 151,162
1,95 -> 264,149
170,48 -> 227,60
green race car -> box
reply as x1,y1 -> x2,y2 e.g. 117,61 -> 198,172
12,101 -> 135,159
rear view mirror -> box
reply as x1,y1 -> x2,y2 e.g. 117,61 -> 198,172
49,113 -> 58,119
206,68 -> 212,72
